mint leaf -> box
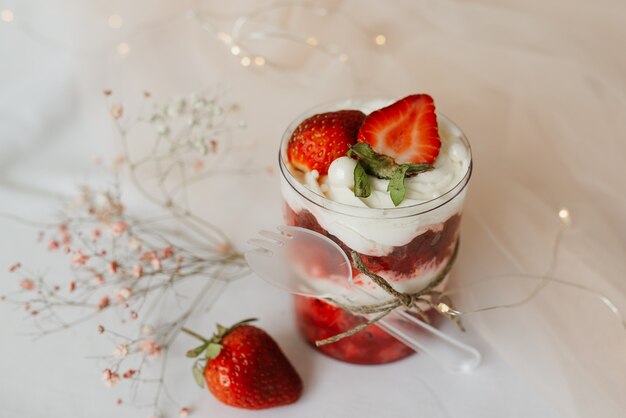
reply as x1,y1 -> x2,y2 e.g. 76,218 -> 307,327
348,143 -> 398,179
205,343 -> 223,359
404,163 -> 434,176
192,362 -> 205,388
348,142 -> 377,159
186,343 -> 208,358
353,161 -> 371,198
387,166 -> 410,206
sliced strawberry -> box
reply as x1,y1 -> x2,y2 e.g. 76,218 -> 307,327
287,110 -> 365,175
357,94 -> 441,165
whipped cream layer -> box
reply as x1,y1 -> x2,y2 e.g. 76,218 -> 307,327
314,117 -> 470,209
281,99 -> 471,258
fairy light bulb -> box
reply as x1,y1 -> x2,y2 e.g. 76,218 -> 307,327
253,56 -> 266,66
1,9 -> 14,23
437,302 -> 451,314
240,56 -> 251,67
117,42 -> 130,55
374,34 -> 386,46
230,45 -> 241,55
558,208 -> 571,225
217,32 -> 232,44
108,14 -> 123,29
306,36 -> 318,47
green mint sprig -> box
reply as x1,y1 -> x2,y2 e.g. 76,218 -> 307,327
348,143 -> 433,206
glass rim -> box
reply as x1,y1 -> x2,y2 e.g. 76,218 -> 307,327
278,98 -> 473,220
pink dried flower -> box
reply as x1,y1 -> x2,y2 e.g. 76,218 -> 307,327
8,262 -> 21,272
161,247 -> 174,259
132,265 -> 143,278
179,407 -> 190,417
266,165 -> 275,176
72,251 -> 89,266
140,251 -> 157,262
98,325 -> 105,334
116,398 -> 123,406
92,228 -> 101,240
114,287 -> 131,302
139,339 -> 161,357
31,310 -> 39,316
68,281 -> 76,292
19,278 -> 35,291
110,221 -> 128,235
102,369 -> 120,388
122,369 -> 136,379
110,104 -> 124,120
216,242 -> 232,256
151,257 -> 162,270
108,261 -> 119,274
98,296 -> 110,310
113,155 -> 126,167
48,240 -> 59,250
130,311 -> 138,320
63,246 -> 71,254
193,160 -> 205,171
61,233 -> 71,245
94,274 -> 105,285
112,344 -> 129,359
103,89 -> 112,96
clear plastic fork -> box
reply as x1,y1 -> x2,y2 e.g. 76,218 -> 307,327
245,226 -> 481,372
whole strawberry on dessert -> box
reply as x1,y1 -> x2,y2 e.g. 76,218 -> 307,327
287,110 -> 365,175
182,319 -> 303,410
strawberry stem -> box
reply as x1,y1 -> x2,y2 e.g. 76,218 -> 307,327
181,327 -> 209,343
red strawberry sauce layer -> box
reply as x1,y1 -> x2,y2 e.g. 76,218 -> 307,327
294,295 -> 414,364
283,203 -> 461,364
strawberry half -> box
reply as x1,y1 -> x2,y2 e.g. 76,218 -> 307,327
287,110 -> 366,175
357,94 -> 441,165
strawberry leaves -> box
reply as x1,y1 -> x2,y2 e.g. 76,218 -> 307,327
186,343 -> 209,358
205,343 -> 223,359
348,143 -> 433,206
193,362 -> 205,388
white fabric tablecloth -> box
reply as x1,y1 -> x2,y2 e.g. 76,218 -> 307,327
1,1 -> 625,417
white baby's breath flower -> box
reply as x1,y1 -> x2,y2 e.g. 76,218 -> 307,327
142,324 -> 154,336
113,344 -> 129,359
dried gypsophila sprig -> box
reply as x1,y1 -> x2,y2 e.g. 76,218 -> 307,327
2,90 -> 257,417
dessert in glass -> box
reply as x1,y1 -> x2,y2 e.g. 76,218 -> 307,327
279,95 -> 472,364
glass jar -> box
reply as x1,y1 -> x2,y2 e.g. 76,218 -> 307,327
279,99 -> 472,364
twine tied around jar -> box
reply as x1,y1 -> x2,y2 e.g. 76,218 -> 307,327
315,240 -> 463,346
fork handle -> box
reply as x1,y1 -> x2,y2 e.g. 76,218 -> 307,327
378,310 -> 481,372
